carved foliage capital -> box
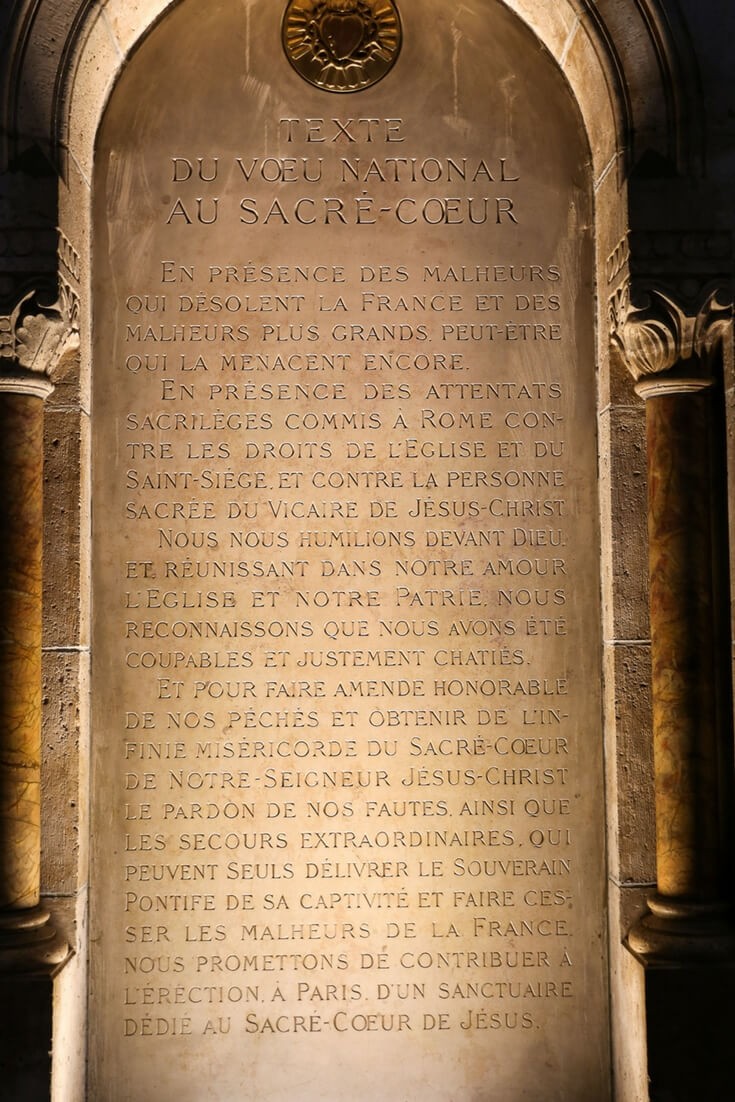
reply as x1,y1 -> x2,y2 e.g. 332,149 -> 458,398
610,285 -> 732,385
0,289 -> 80,386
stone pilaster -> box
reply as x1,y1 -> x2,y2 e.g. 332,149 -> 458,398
612,285 -> 735,961
0,291 -> 77,972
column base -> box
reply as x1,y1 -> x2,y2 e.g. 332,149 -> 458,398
627,894 -> 735,965
0,905 -> 70,974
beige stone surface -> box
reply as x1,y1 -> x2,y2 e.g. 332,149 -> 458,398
87,1 -> 610,1098
43,408 -> 83,649
562,22 -> 621,177
51,891 -> 88,1102
608,336 -> 643,409
603,644 -> 655,885
607,882 -> 650,1102
504,0 -> 584,60
40,649 -> 84,895
61,7 -> 120,188
592,166 -> 630,408
599,407 -> 649,642
102,0 -> 178,59
45,347 -> 82,415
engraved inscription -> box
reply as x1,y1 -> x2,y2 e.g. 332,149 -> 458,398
90,1 -> 608,1099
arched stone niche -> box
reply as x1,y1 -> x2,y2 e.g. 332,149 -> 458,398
49,1 -> 653,1100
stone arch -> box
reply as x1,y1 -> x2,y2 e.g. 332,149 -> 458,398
56,1 -> 632,296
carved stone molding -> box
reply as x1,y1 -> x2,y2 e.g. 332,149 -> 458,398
606,235 -> 630,289
610,283 -> 733,394
0,288 -> 80,395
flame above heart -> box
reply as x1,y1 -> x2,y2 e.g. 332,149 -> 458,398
319,10 -> 367,62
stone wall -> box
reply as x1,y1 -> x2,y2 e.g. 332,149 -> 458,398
0,2 -> 731,1099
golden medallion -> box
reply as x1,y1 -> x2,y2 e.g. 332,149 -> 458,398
283,0 -> 402,94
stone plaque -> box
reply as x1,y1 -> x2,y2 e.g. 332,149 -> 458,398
90,0 -> 609,1098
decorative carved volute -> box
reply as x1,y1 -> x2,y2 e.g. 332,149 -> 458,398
693,292 -> 732,368
0,289 -> 80,392
611,285 -> 732,391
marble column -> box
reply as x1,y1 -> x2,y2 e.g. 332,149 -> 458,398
0,295 -> 73,972
613,287 -> 735,961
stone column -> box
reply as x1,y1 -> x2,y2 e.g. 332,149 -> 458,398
0,293 -> 74,972
613,287 -> 734,961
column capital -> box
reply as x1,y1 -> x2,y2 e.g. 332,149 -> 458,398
610,284 -> 732,398
0,288 -> 80,398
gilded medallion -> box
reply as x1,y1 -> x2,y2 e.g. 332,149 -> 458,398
282,0 -> 402,93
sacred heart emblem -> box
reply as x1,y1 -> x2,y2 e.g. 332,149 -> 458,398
283,0 -> 402,93
320,12 -> 365,62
